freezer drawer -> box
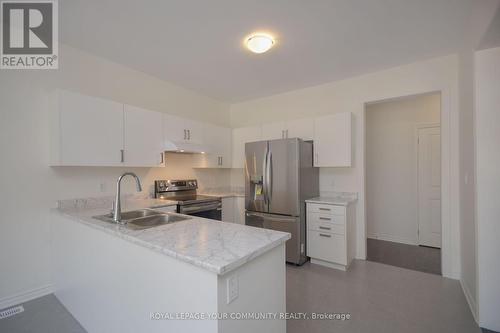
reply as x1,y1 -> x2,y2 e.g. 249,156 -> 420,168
245,211 -> 305,265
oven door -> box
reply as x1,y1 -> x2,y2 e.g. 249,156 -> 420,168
179,201 -> 222,221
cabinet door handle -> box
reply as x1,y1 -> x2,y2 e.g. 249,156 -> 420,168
120,149 -> 124,163
319,226 -> 331,230
319,208 -> 331,211
286,129 -> 289,138
315,153 -> 319,165
319,233 -> 331,238
160,152 -> 164,164
281,130 -> 285,139
188,130 -> 191,140
319,217 -> 331,221
183,129 -> 187,140
219,156 -> 223,166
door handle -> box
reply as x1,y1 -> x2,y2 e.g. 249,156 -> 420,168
319,208 -> 331,211
120,149 -> 124,163
220,156 -> 223,166
188,130 -> 191,140
319,217 -> 331,221
183,129 -> 187,140
160,152 -> 164,164
319,226 -> 331,230
319,233 -> 331,238
268,152 -> 273,202
262,148 -> 269,204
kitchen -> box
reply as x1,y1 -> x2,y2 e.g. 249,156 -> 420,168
1,1 -> 500,333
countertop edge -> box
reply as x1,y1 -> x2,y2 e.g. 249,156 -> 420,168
51,208 -> 290,275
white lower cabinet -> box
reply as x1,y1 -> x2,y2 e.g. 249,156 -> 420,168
221,196 -> 245,224
306,202 -> 356,271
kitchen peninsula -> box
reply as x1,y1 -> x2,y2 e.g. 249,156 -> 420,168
51,196 -> 289,333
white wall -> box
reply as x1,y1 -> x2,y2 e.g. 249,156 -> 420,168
230,54 -> 461,279
475,46 -> 500,332
457,49 -> 478,320
0,44 -> 230,305
366,93 -> 441,245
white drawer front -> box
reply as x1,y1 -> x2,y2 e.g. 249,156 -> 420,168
307,212 -> 345,225
308,220 -> 345,235
307,230 -> 346,265
307,203 -> 345,216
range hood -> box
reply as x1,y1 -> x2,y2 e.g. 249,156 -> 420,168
164,140 -> 211,154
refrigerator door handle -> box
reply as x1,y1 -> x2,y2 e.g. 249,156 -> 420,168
262,147 -> 269,204
268,151 -> 273,203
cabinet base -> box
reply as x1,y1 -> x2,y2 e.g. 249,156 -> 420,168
310,258 -> 348,271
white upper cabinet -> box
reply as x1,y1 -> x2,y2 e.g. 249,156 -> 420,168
261,118 -> 314,141
232,125 -> 262,168
199,124 -> 232,168
163,114 -> 186,144
123,105 -> 164,167
262,121 -> 286,140
313,112 -> 352,167
163,114 -> 203,146
183,118 -> 203,144
286,118 -> 314,141
50,90 -> 124,166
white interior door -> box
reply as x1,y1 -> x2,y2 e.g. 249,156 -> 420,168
418,126 -> 441,248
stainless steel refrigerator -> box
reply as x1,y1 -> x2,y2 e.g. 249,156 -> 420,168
245,138 -> 319,265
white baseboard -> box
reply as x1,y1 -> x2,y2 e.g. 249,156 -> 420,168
460,279 -> 478,324
367,233 -> 417,246
0,284 -> 54,310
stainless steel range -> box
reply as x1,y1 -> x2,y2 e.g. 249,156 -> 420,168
154,179 -> 222,220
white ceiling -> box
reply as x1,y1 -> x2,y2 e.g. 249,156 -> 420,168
60,0 -> 494,102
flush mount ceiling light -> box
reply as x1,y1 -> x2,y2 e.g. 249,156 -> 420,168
245,33 -> 275,54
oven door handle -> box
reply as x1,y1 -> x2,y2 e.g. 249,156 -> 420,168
180,202 -> 222,214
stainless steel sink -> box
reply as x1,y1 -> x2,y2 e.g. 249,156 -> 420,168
117,209 -> 163,220
93,209 -> 191,230
127,214 -> 190,230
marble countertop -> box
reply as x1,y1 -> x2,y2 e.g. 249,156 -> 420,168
305,192 -> 358,206
54,198 -> 290,275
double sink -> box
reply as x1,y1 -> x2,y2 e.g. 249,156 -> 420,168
93,209 -> 191,230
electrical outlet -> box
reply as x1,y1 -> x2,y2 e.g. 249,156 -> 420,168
226,274 -> 238,304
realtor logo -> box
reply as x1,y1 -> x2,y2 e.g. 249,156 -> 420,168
1,0 -> 58,69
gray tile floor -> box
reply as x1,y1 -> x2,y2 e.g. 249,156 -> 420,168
287,260 -> 480,333
367,238 -> 442,275
1,260 -> 480,333
0,294 -> 85,333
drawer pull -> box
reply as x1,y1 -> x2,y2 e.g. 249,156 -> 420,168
319,233 -> 331,238
319,208 -> 331,211
319,226 -> 331,230
319,217 -> 331,221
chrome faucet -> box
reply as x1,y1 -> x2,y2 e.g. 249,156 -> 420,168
113,172 -> 142,223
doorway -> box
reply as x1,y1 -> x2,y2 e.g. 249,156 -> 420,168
365,93 -> 442,275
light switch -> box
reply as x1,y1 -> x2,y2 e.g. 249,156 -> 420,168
226,273 -> 238,304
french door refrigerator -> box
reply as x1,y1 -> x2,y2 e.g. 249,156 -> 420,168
245,138 -> 319,265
